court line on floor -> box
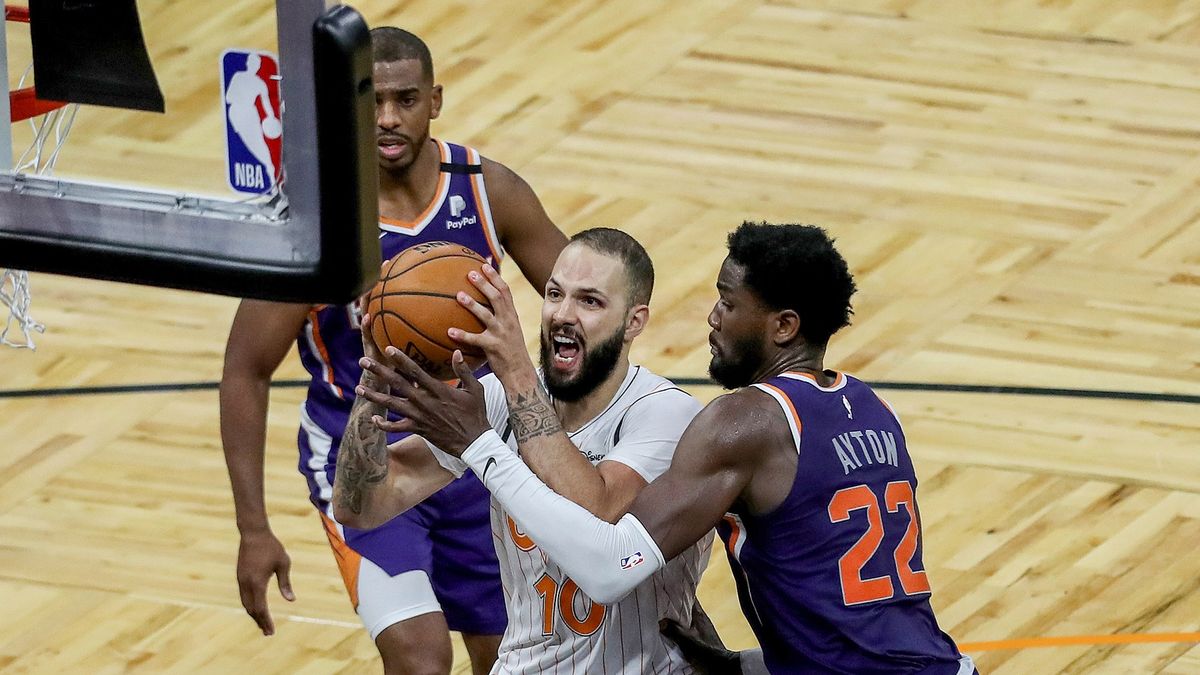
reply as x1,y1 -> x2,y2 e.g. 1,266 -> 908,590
0,378 -> 1196,404
959,631 -> 1200,651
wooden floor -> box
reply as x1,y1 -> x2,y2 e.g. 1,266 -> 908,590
3,1 -> 1199,673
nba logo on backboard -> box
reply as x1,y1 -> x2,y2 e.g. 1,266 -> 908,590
221,50 -> 282,195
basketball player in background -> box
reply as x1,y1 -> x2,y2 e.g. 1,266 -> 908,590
368,222 -> 976,674
220,27 -> 567,675
337,229 -> 715,673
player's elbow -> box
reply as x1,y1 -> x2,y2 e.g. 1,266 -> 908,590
331,500 -> 373,530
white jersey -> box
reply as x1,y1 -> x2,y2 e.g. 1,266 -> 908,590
433,365 -> 711,674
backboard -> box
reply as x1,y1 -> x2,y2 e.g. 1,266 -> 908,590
0,1 -> 379,303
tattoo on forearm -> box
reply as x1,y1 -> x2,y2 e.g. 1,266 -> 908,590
334,379 -> 389,515
507,389 -> 563,443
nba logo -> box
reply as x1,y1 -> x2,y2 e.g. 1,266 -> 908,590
221,49 -> 282,195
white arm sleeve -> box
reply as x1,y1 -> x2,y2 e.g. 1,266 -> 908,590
461,429 -> 665,604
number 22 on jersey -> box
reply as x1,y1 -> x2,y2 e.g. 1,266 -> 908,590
827,480 -> 931,606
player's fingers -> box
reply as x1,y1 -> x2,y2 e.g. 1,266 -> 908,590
384,346 -> 440,390
447,327 -> 487,350
244,585 -> 274,635
359,357 -> 407,392
466,269 -> 504,305
479,263 -> 512,296
451,351 -> 484,395
276,562 -> 295,602
372,415 -> 414,434
357,385 -> 412,412
456,290 -> 498,327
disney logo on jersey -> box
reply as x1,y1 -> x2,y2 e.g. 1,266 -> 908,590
583,449 -> 607,463
620,551 -> 644,570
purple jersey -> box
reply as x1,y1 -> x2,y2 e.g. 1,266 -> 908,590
295,140 -> 504,504
716,371 -> 967,674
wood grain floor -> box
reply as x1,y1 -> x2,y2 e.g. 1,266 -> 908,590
2,1 -> 1198,673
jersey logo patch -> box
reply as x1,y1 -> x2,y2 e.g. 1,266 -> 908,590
449,194 -> 466,217
843,394 -> 853,420
620,551 -> 644,570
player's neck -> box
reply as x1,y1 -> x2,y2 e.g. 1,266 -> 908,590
754,345 -> 829,386
378,139 -> 441,221
553,357 -> 631,432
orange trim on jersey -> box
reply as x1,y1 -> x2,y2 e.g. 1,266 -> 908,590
320,513 -> 362,609
723,514 -> 742,557
378,140 -> 452,233
307,310 -> 344,398
759,382 -> 803,436
783,370 -> 845,390
467,148 -> 504,264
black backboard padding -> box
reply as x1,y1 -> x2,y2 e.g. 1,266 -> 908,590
28,0 -> 165,113
0,5 -> 379,303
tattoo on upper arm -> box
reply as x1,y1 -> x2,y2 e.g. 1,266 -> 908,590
334,383 -> 389,515
507,389 -> 562,443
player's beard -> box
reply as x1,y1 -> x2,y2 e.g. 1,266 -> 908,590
540,324 -> 625,402
708,332 -> 766,390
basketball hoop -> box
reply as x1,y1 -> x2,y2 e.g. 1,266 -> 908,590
2,4 -> 76,349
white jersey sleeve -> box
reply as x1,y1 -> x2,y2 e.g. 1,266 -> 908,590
424,372 -> 511,477
602,387 -> 702,483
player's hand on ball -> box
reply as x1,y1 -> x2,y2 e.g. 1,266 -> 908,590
358,312 -> 385,362
450,264 -> 533,379
357,348 -> 489,456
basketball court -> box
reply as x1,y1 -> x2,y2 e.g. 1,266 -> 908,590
1,1 -> 1198,673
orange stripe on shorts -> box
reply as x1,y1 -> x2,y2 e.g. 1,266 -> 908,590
320,512 -> 362,609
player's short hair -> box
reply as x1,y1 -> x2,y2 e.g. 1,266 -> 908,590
370,27 -> 434,83
569,227 -> 654,307
726,221 -> 856,346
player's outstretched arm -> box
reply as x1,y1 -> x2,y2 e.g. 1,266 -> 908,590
219,299 -> 309,635
332,315 -> 456,530
457,391 -> 774,604
482,158 -> 568,293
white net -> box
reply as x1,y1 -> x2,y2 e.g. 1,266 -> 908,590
1,268 -> 43,348
3,65 -> 79,350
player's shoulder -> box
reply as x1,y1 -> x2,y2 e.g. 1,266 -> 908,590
619,366 -> 700,414
478,155 -> 526,190
692,388 -> 789,449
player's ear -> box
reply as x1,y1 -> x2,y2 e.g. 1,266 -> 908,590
773,309 -> 800,346
430,84 -> 443,120
624,303 -> 649,341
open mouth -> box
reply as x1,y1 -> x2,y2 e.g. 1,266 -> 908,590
378,137 -> 407,159
552,334 -> 581,368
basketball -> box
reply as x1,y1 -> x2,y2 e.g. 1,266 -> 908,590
365,241 -> 490,380
261,116 -> 282,139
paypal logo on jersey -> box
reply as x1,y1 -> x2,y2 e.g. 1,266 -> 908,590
445,194 -> 479,228
221,49 -> 282,195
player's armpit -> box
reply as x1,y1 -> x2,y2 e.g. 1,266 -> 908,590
480,158 -> 567,293
627,391 -> 777,561
592,460 -> 649,523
